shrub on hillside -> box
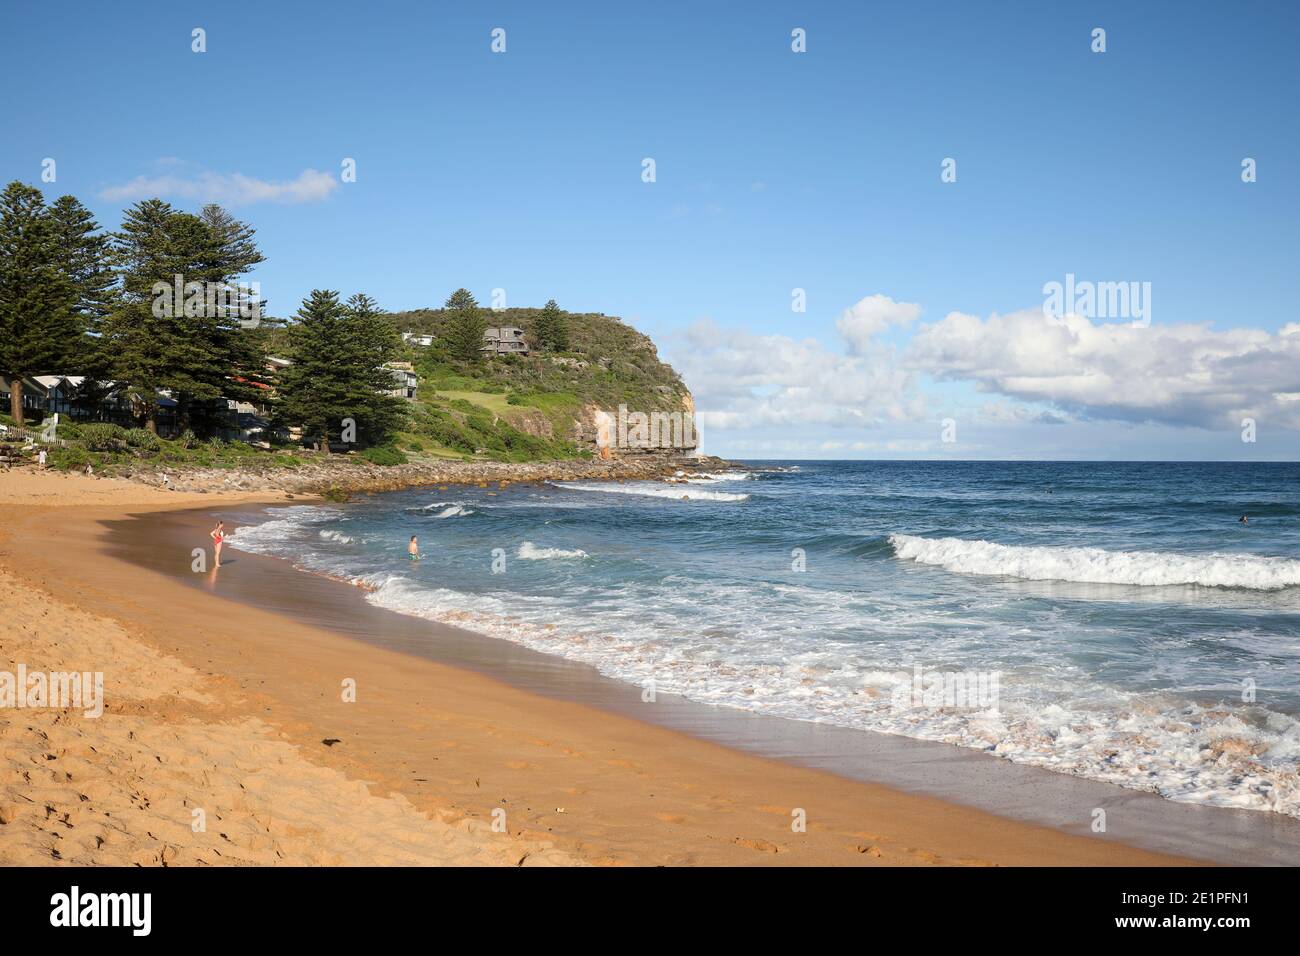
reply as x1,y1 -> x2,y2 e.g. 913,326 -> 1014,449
358,444 -> 408,466
78,423 -> 128,451
49,446 -> 90,470
125,428 -> 160,450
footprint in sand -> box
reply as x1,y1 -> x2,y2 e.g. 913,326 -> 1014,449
733,836 -> 780,853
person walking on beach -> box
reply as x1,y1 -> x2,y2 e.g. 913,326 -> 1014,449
408,535 -> 420,561
37,448 -> 46,468
211,521 -> 226,568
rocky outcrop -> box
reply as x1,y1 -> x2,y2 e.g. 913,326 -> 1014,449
119,453 -> 733,499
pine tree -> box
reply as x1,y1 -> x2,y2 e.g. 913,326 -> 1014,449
441,287 -> 485,362
0,181 -> 78,426
274,290 -> 405,450
103,201 -> 267,434
341,292 -> 406,444
48,195 -> 114,325
47,195 -> 116,417
191,205 -> 271,435
534,298 -> 569,351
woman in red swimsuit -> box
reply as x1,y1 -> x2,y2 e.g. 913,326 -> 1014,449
210,521 -> 225,568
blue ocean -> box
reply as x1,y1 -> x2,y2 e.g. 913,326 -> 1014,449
229,461 -> 1300,816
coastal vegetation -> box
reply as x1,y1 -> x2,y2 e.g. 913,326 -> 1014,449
0,178 -> 694,473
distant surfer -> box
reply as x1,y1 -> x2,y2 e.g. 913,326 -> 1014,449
408,535 -> 421,561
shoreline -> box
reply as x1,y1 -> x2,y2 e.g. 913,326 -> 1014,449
0,472 -> 1208,866
89,452 -> 734,499
124,497 -> 1300,865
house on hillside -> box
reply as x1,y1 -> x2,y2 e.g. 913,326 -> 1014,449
401,332 -> 434,347
481,326 -> 529,356
382,362 -> 418,400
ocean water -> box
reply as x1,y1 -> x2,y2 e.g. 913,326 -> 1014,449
228,461 -> 1300,817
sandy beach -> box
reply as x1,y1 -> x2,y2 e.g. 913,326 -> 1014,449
0,470 -> 1196,866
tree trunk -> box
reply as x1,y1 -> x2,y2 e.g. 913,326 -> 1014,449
319,423 -> 331,454
8,377 -> 25,428
145,407 -> 158,434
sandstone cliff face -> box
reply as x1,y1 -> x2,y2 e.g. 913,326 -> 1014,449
387,305 -> 702,460
572,390 -> 700,459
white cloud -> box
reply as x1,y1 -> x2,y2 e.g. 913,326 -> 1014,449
671,313 -> 926,431
671,293 -> 1300,444
101,167 -> 338,205
835,294 -> 922,354
907,309 -> 1300,428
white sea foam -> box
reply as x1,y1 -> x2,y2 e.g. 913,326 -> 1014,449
318,529 -> 355,544
430,504 -> 474,518
226,506 -> 343,552
517,541 -> 588,560
226,503 -> 1300,819
554,481 -> 749,502
355,572 -> 1300,818
676,470 -> 754,483
890,534 -> 1300,590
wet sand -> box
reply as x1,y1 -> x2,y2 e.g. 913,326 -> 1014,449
118,500 -> 1300,865
0,472 -> 1222,865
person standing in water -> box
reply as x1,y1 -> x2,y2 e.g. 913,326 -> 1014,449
408,535 -> 421,561
210,521 -> 226,568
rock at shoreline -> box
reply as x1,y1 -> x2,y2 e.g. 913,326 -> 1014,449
122,454 -> 735,498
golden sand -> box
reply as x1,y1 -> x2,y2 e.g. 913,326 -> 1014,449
0,470 -> 1192,866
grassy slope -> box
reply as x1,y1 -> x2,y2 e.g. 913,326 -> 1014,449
386,307 -> 692,461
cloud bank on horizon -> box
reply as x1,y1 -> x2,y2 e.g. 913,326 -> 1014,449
672,294 -> 1300,459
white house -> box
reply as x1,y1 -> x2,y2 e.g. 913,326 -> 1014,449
382,362 -> 418,400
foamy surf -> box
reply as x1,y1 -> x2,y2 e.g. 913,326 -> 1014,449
428,504 -> 474,518
890,534 -> 1300,590
554,481 -> 750,502
517,541 -> 588,560
352,571 -> 1300,819
222,458 -> 1300,822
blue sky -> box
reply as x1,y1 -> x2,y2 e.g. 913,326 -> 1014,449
3,0 -> 1298,459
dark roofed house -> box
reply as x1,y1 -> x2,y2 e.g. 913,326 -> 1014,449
481,326 -> 529,356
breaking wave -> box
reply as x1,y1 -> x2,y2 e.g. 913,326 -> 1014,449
890,534 -> 1300,590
